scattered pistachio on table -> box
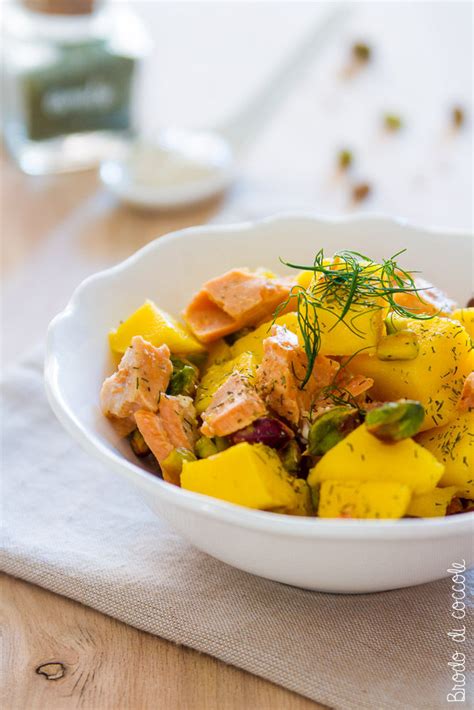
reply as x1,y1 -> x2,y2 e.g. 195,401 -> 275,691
352,42 -> 372,63
338,149 -> 354,170
351,182 -> 372,203
452,105 -> 465,128
384,113 -> 403,131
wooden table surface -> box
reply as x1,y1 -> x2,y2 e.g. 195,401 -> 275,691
1,3 -> 472,708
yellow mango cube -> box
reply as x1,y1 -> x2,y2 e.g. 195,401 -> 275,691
301,261 -> 386,357
468,349 -> 474,372
416,412 -> 474,498
318,481 -> 411,519
293,259 -> 336,290
181,443 -> 301,510
289,478 -> 313,516
273,478 -> 313,516
294,271 -> 314,289
204,339 -> 233,369
315,301 -> 385,357
406,487 -> 458,518
308,424 -> 444,495
285,260 -> 388,357
346,316 -> 473,431
109,301 -> 205,356
195,351 -> 258,414
452,308 -> 474,340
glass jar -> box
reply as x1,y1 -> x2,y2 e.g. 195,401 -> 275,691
2,0 -> 149,174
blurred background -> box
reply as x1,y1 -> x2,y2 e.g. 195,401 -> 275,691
1,0 -> 473,365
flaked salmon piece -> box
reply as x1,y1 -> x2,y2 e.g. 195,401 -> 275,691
201,371 -> 267,437
394,277 -> 456,316
183,268 -> 291,343
134,410 -> 171,464
100,335 -> 172,420
135,395 -> 197,467
312,374 -> 374,418
182,290 -> 238,343
256,326 -> 304,424
256,325 -> 339,425
459,372 -> 474,411
336,372 -> 374,399
157,393 -> 198,449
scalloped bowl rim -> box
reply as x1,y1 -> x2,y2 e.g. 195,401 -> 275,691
45,212 -> 474,541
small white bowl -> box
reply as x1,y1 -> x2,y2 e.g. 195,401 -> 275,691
45,214 -> 474,593
99,130 -> 235,210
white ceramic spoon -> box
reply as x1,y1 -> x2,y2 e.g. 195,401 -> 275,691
100,3 -> 351,210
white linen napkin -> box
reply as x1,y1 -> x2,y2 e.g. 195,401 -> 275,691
2,349 -> 472,710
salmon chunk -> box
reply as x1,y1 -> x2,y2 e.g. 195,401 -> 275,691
157,394 -> 198,449
256,325 -> 339,425
205,269 -> 291,322
393,277 -> 456,316
182,290 -> 238,343
100,335 -> 172,420
201,371 -> 267,437
336,372 -> 374,400
312,373 -> 374,418
135,394 -> 197,466
183,269 -> 291,343
134,410 -> 171,464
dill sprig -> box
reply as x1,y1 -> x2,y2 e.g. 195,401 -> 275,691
273,248 -> 436,389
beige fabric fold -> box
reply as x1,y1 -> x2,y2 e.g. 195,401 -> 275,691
1,351 -> 472,709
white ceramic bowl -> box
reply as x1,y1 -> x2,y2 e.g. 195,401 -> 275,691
45,214 -> 474,593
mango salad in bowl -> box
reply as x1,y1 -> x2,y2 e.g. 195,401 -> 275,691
100,250 -> 474,521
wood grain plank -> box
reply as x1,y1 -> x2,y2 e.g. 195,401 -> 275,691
0,147 -> 98,276
1,574 -> 322,710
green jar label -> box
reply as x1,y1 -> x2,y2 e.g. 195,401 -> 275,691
22,49 -> 136,141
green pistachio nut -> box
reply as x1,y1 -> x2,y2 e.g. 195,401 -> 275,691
307,406 -> 362,457
214,436 -> 230,452
195,436 -> 219,459
185,351 -> 208,369
168,357 -> 198,397
279,440 -> 302,474
376,330 -> 419,360
195,435 -> 229,459
365,400 -> 425,441
162,447 -> 197,477
129,429 -> 150,457
384,312 -> 411,335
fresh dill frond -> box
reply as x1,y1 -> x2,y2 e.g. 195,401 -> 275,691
275,249 -> 437,389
